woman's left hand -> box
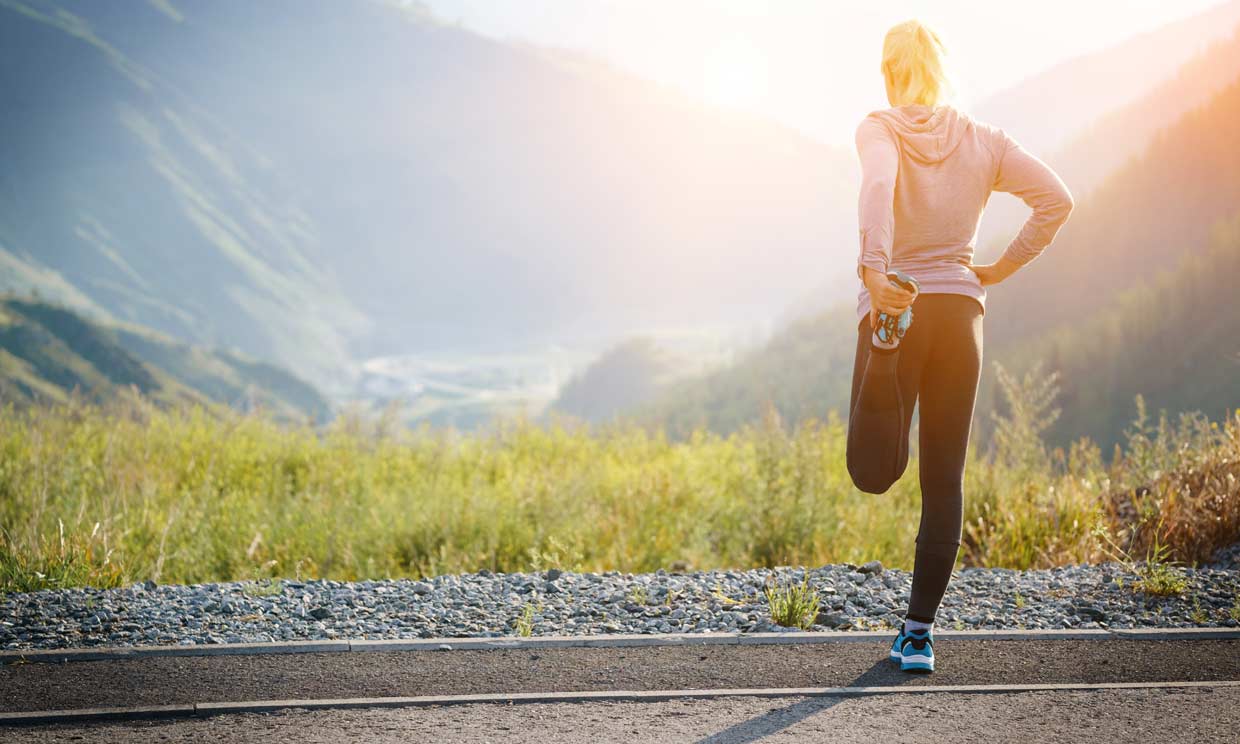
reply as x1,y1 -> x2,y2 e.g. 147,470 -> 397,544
967,256 -> 1021,286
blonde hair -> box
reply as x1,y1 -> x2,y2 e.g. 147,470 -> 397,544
881,19 -> 953,107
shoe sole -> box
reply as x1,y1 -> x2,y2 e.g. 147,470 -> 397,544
900,653 -> 934,673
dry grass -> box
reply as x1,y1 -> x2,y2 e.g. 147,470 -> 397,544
1,376 -> 1237,592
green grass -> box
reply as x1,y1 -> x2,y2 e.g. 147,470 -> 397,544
1093,521 -> 1191,597
514,602 -> 537,637
1190,595 -> 1209,624
764,575 -> 821,630
627,586 -> 650,605
1,381 -> 1238,593
1136,561 -> 1190,597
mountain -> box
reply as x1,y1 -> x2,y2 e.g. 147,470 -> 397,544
984,74 -> 1240,342
972,18 -> 1240,257
550,337 -> 684,424
0,295 -> 330,420
0,0 -> 858,393
1004,212 -> 1240,451
637,305 -> 857,439
0,0 -> 368,391
972,0 -> 1240,158
640,72 -> 1240,445
968,2 -> 1240,261
1050,23 -> 1240,200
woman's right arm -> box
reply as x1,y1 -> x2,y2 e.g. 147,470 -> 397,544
984,129 -> 1076,277
855,116 -> 899,282
855,117 -> 916,322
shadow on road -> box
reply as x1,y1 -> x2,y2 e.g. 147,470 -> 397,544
695,657 -> 915,744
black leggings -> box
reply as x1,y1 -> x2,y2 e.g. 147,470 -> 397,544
846,293 -> 983,623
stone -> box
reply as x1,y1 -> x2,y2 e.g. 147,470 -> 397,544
859,560 -> 884,575
815,611 -> 851,628
1075,605 -> 1107,621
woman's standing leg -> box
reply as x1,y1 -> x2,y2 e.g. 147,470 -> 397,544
904,295 -> 983,623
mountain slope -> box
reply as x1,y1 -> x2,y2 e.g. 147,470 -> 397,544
1051,24 -> 1240,200
984,74 -> 1240,342
0,296 -> 330,420
0,0 -> 367,390
637,305 -> 857,439
0,0 -> 858,387
641,73 -> 1240,444
550,338 -> 677,424
1004,212 -> 1240,451
969,2 -> 1240,259
972,0 -> 1240,157
972,19 -> 1240,256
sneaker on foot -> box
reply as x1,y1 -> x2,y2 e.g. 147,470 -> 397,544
889,622 -> 911,662
897,626 -> 935,673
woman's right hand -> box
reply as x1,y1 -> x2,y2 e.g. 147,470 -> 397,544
863,267 -> 915,328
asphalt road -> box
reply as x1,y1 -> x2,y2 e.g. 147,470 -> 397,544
3,637 -> 1238,742
2,638 -> 1238,713
5,686 -> 1238,743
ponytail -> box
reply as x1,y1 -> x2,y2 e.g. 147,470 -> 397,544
881,19 -> 954,107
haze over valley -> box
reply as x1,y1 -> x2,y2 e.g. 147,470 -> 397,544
4,0 -> 1240,440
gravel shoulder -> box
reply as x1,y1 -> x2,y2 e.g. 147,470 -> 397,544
5,686 -> 1239,744
4,549 -> 1239,652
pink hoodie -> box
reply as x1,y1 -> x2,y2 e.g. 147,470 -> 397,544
854,102 -> 1074,324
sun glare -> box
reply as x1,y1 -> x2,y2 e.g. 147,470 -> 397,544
701,37 -> 770,112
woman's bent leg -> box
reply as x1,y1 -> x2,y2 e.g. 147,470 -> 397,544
905,296 -> 983,622
846,308 -> 928,494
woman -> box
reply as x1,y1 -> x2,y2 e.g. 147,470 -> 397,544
846,19 -> 1074,673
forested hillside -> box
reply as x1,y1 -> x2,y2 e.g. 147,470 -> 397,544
550,338 -> 685,425
972,7 -> 1240,256
0,0 -> 367,389
636,306 -> 857,440
640,73 -> 1240,448
1051,24 -> 1240,200
1004,213 -> 1240,450
985,74 -> 1240,342
0,0 -> 856,392
0,296 -> 329,420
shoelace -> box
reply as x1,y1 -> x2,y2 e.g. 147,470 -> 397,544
876,309 -> 910,344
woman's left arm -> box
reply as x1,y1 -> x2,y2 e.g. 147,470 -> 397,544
968,128 -> 1075,286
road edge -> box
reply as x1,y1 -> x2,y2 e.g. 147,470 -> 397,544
3,679 -> 1239,726
3,627 -> 1238,665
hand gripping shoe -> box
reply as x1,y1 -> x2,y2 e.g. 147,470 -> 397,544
873,271 -> 921,348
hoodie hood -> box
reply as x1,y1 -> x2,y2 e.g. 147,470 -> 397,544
867,103 -> 971,164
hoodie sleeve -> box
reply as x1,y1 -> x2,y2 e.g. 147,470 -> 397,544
854,116 -> 899,281
992,128 -> 1075,267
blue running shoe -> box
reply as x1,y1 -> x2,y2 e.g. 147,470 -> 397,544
889,623 -> 910,662
897,627 -> 935,673
873,271 -> 920,348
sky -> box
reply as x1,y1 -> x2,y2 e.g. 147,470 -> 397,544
420,0 -> 1229,146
